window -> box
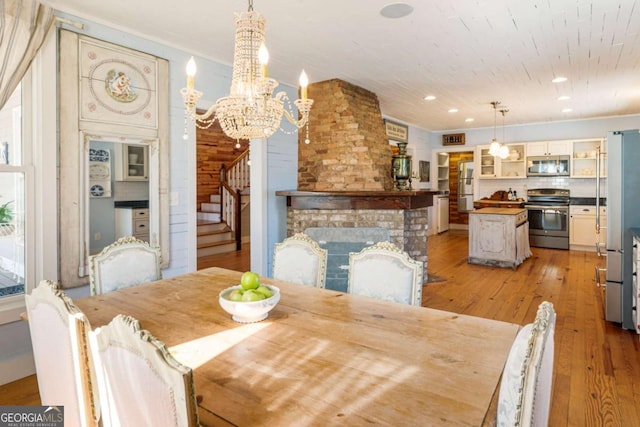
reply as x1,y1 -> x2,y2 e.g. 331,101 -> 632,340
0,83 -> 26,300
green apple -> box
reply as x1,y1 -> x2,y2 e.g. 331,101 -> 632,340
255,285 -> 273,299
240,271 -> 261,290
228,289 -> 244,302
241,289 -> 265,302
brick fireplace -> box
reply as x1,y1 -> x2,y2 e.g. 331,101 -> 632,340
277,79 -> 436,290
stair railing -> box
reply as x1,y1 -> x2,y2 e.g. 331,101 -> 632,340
220,148 -> 250,250
224,148 -> 250,192
220,182 -> 242,250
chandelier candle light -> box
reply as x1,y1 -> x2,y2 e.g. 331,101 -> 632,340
181,0 -> 313,145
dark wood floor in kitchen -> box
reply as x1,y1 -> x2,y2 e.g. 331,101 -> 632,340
2,231 -> 639,426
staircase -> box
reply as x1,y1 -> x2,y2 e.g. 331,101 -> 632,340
197,194 -> 237,257
197,149 -> 250,258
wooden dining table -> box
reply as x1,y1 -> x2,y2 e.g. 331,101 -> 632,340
75,267 -> 520,426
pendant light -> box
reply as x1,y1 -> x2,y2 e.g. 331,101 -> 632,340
489,101 -> 508,159
499,107 -> 509,159
488,101 -> 502,156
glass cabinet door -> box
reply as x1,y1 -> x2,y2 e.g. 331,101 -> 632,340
478,146 -> 497,178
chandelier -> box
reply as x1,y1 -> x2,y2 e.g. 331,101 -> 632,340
180,0 -> 313,144
489,101 -> 509,159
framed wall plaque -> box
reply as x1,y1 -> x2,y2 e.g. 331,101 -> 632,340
443,133 -> 465,145
419,160 -> 430,182
384,119 -> 409,143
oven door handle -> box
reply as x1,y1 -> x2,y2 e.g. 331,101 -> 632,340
525,204 -> 569,211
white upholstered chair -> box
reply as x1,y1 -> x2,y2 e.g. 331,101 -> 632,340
273,232 -> 328,288
347,241 -> 423,306
91,314 -> 199,427
89,236 -> 162,295
498,301 -> 556,427
25,280 -> 100,427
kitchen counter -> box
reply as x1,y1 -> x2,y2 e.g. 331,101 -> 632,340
114,200 -> 149,209
470,207 -> 528,224
473,199 -> 525,209
468,208 -> 531,268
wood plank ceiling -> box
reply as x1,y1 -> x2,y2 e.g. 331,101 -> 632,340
44,0 -> 640,131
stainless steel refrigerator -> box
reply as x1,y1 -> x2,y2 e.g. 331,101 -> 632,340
600,129 -> 640,329
457,161 -> 474,212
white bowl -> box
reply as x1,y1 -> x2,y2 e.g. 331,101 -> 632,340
218,285 -> 280,323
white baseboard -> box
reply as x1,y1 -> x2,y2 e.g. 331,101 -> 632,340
0,353 -> 35,386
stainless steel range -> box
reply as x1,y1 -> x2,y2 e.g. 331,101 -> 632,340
525,188 -> 570,249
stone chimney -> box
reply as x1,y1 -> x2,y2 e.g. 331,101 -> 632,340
297,79 -> 395,191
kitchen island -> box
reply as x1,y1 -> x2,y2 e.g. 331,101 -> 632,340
469,207 -> 531,268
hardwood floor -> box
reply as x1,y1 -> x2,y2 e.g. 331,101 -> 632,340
423,230 -> 640,427
3,232 -> 639,426
196,243 -> 251,271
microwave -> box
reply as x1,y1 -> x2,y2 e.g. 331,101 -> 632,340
526,155 -> 570,176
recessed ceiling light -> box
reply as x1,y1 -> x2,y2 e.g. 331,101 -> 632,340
465,118 -> 474,122
448,108 -> 458,113
557,96 -> 571,101
380,3 -> 414,19
552,76 -> 568,83
562,108 -> 573,113
424,95 -> 436,101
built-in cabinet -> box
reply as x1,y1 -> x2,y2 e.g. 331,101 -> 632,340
526,140 -> 572,156
571,138 -> 606,178
569,205 -> 606,250
115,207 -> 150,242
115,143 -> 149,181
437,152 -> 449,191
477,143 -> 526,178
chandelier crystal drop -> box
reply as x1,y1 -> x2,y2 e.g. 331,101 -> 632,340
180,0 -> 313,142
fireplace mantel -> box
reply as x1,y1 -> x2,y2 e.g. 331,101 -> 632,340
275,190 -> 440,210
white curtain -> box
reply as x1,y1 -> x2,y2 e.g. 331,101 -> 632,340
0,0 -> 54,109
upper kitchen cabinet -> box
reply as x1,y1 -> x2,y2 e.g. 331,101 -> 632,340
571,138 -> 606,178
115,143 -> 149,181
499,143 -> 526,178
478,145 -> 497,178
526,140 -> 572,156
477,143 -> 526,179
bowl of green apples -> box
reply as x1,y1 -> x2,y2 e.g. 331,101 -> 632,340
218,271 -> 280,323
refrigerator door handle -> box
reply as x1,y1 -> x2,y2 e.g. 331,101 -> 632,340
596,242 -> 606,257
595,266 -> 606,287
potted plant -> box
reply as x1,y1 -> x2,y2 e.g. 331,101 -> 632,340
0,200 -> 14,236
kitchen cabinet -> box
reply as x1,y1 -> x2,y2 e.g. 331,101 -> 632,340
478,145 -> 497,178
498,143 -> 526,178
526,140 -> 571,156
437,152 -> 449,191
115,143 -> 149,181
571,138 -> 606,178
115,207 -> 150,242
476,143 -> 526,179
468,208 -> 530,268
569,205 -> 606,251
